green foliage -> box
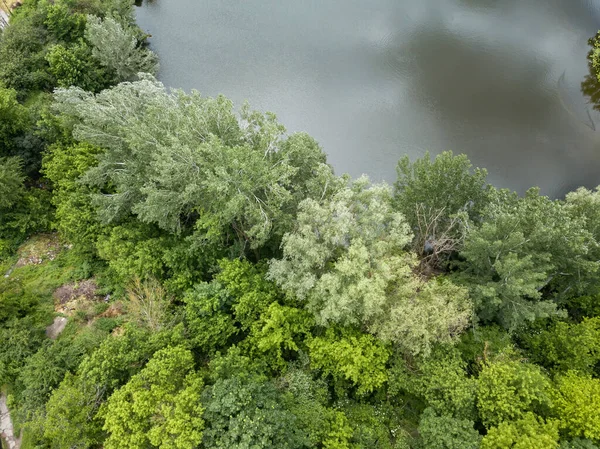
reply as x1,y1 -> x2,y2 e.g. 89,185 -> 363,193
393,151 -> 490,264
565,186 -> 600,250
564,186 -> 600,297
553,371 -> 600,441
590,31 -> 600,82
455,325 -> 512,372
0,157 -> 28,253
42,323 -> 185,447
417,408 -> 481,449
394,151 -> 490,223
0,157 -> 53,254
477,357 -> 554,428
46,41 -> 110,91
0,316 -> 47,387
0,156 -> 26,209
15,323 -> 108,420
218,259 -> 281,329
102,346 -> 204,449
281,368 -> 356,448
202,375 -> 305,449
248,302 -> 314,368
342,402 -> 400,449
43,0 -> 87,42
307,327 -> 390,395
0,278 -> 41,323
207,345 -> 269,382
0,0 -> 152,98
560,439 -> 600,449
455,187 -> 596,331
53,77 -> 334,258
0,87 -> 28,152
185,259 -> 313,368
184,260 -> 279,352
95,223 -> 171,284
42,142 -> 104,254
269,178 -> 472,355
481,413 -> 560,449
43,372 -> 105,449
85,14 -> 158,83
389,345 -> 476,419
565,294 -> 600,322
0,15 -> 52,94
184,281 -> 240,354
77,324 -> 188,395
520,317 -> 600,375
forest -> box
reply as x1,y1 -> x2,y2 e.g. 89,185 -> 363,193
1,0 -> 600,448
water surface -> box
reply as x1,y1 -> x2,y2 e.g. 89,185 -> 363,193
136,0 -> 600,196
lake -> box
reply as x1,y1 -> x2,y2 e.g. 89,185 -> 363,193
135,0 -> 600,197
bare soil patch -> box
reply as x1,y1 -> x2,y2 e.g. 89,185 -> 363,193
53,279 -> 102,315
15,234 -> 63,268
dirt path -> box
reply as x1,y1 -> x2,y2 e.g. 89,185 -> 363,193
0,393 -> 20,449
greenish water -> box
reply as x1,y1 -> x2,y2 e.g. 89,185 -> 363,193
135,0 -> 600,196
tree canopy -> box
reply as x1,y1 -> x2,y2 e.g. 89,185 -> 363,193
1,3 -> 600,447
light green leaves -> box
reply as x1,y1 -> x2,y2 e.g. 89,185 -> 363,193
553,372 -> 600,441
390,345 -> 476,419
477,358 -> 553,428
481,413 -> 559,449
522,317 -> 600,375
269,178 -> 472,355
307,327 -> 390,395
102,346 -> 204,449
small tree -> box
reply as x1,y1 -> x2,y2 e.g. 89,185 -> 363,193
126,277 -> 173,331
102,346 -> 204,449
477,357 -> 553,428
481,413 -> 559,449
553,371 -> 600,441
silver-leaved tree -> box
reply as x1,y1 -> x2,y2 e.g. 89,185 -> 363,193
269,177 -> 472,356
53,76 -> 338,261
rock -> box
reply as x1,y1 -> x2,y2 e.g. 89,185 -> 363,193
46,316 -> 68,340
1,393 -> 21,449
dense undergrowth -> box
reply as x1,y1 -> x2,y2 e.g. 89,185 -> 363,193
1,1 -> 600,448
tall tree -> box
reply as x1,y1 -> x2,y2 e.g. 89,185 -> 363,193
53,77 -> 336,259
269,178 -> 472,355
